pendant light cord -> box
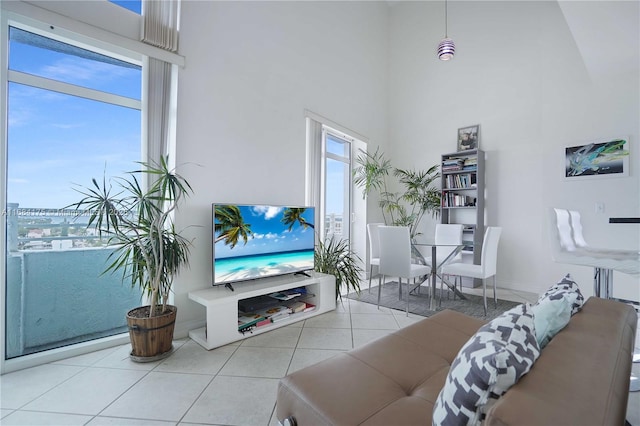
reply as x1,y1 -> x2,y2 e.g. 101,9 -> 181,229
445,0 -> 448,38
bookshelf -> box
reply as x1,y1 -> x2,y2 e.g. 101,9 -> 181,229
188,272 -> 336,350
440,149 -> 485,287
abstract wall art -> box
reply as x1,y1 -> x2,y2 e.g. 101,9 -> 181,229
565,137 -> 629,179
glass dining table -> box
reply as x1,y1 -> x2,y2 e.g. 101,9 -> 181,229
410,240 -> 467,310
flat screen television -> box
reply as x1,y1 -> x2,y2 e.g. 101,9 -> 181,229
212,204 -> 315,288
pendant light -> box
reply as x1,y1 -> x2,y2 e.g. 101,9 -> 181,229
437,0 -> 455,61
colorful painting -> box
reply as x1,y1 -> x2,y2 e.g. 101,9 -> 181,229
565,138 -> 629,179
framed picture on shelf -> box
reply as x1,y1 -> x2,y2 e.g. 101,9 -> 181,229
564,137 -> 629,180
457,124 -> 479,151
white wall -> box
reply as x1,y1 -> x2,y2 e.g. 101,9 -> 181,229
173,1 -> 389,330
388,1 -> 639,298
7,0 -> 637,345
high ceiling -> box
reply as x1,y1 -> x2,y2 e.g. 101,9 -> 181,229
558,0 -> 639,79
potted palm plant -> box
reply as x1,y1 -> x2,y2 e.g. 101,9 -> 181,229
69,156 -> 192,362
314,236 -> 363,301
353,147 -> 441,239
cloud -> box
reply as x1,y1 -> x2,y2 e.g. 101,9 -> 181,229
52,123 -> 84,130
40,57 -> 136,84
9,178 -> 29,184
252,205 -> 283,220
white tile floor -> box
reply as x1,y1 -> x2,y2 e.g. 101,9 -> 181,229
0,286 -> 638,426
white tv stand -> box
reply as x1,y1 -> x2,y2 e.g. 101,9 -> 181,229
188,272 -> 336,350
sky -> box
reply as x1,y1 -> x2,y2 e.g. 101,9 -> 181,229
7,26 -> 141,210
110,1 -> 141,14
214,205 -> 315,258
324,134 -> 349,216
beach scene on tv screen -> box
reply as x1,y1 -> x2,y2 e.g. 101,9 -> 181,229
214,205 -> 315,283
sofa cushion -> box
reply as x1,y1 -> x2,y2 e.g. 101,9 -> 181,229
432,304 -> 540,426
277,309 -> 485,426
537,273 -> 584,315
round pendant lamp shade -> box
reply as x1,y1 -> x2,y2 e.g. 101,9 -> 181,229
438,38 -> 455,61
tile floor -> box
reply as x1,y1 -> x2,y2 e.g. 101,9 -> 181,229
1,286 -> 638,426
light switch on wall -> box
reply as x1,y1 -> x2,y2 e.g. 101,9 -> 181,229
595,202 -> 605,214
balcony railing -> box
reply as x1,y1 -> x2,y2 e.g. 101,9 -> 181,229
4,204 -> 140,359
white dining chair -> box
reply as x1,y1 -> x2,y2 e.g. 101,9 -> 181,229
423,224 -> 464,268
366,223 -> 384,293
441,226 -> 502,316
424,224 -> 463,299
377,226 -> 431,315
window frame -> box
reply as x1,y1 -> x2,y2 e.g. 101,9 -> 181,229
0,10 -> 145,374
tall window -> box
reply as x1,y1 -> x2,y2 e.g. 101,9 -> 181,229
323,130 -> 352,242
4,25 -> 142,358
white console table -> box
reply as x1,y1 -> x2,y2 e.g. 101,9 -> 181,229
188,272 -> 336,350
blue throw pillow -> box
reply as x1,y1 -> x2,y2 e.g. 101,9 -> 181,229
531,296 -> 572,348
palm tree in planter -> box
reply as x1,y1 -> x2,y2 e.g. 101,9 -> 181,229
70,156 -> 192,362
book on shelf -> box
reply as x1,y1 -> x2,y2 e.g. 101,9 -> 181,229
238,313 -> 266,330
254,304 -> 293,319
256,318 -> 272,327
268,289 -> 303,301
270,314 -> 291,323
238,294 -> 280,313
302,302 -> 316,313
285,300 -> 307,313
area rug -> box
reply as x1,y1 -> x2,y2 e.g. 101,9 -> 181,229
346,281 -> 521,320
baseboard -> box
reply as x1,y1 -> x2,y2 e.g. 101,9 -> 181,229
174,319 -> 206,340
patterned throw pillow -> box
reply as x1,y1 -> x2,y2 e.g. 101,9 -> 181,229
537,274 -> 584,315
432,304 -> 540,426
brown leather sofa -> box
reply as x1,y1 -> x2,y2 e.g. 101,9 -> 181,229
276,297 -> 637,425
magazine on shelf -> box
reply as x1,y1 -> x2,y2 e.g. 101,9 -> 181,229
268,289 -> 302,301
285,300 -> 307,313
256,318 -> 272,327
254,304 -> 292,320
238,313 -> 266,330
238,294 -> 279,313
